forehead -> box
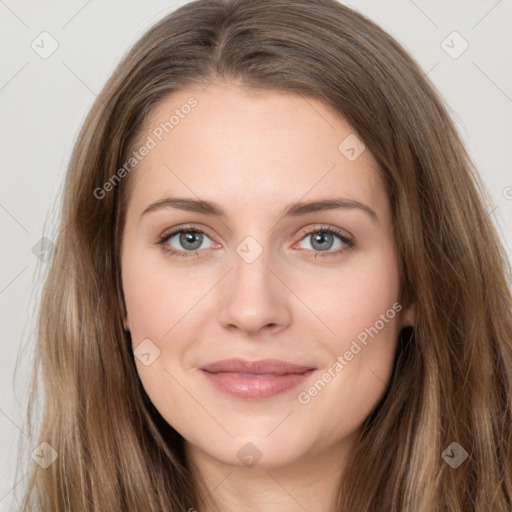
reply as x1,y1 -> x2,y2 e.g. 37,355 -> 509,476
126,82 -> 387,221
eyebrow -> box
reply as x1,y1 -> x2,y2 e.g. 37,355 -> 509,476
140,196 -> 379,223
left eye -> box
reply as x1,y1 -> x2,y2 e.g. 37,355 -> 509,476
296,230 -> 343,251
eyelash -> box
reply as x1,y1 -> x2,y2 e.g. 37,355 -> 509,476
156,224 -> 354,260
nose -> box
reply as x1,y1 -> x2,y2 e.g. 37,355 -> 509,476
217,246 -> 292,337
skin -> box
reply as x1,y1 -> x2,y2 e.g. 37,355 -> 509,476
121,80 -> 415,512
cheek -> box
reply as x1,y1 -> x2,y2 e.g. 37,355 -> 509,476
326,252 -> 402,391
122,247 -> 205,341
294,254 -> 402,435
301,248 -> 402,346
121,250 -> 199,417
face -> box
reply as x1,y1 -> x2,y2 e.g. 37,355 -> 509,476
120,81 -> 414,470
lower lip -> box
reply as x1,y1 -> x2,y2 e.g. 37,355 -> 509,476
201,369 -> 315,400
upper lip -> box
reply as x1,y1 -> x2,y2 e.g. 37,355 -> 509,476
200,358 -> 315,375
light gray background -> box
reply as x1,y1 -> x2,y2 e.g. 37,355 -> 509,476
1,0 -> 511,509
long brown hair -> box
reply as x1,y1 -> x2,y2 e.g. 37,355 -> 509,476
18,0 -> 512,510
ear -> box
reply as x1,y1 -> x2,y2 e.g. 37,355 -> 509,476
400,302 -> 415,328
123,317 -> 130,331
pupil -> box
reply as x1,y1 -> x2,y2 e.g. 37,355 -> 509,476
181,231 -> 202,249
312,232 -> 332,251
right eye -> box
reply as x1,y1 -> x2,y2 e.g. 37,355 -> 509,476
157,226 -> 218,259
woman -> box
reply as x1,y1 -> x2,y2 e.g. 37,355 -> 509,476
19,0 -> 512,510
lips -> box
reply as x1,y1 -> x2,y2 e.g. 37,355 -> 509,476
200,358 -> 314,374
200,358 -> 316,400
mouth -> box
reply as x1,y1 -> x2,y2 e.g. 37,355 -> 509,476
199,358 -> 316,400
